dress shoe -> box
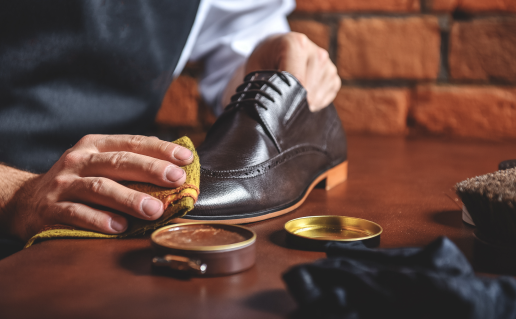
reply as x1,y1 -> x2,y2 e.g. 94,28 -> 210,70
177,70 -> 348,223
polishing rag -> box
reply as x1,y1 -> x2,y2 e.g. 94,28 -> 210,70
25,136 -> 200,248
283,237 -> 516,319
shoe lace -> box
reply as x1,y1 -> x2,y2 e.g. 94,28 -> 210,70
226,70 -> 291,111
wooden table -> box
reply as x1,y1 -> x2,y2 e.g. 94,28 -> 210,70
0,136 -> 514,319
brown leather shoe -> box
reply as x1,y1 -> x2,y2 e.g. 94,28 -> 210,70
177,71 -> 348,223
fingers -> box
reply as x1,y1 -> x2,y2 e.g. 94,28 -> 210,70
79,135 -> 193,166
305,45 -> 340,111
65,177 -> 165,220
277,33 -> 310,86
273,32 -> 340,111
317,64 -> 341,110
54,202 -> 129,234
308,59 -> 341,111
81,151 -> 186,187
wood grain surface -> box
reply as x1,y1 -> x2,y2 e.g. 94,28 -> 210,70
1,136 -> 513,319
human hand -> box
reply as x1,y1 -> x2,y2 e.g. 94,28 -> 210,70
7,135 -> 193,241
245,32 -> 341,112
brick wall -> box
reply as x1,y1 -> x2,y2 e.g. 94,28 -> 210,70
157,0 -> 516,141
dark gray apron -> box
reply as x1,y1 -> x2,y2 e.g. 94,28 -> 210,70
0,0 -> 200,173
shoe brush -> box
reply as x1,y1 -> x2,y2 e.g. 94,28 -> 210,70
455,167 -> 516,246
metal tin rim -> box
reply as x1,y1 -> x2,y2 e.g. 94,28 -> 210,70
151,222 -> 257,252
284,215 -> 383,242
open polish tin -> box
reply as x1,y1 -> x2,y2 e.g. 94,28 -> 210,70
285,215 -> 383,250
151,223 -> 256,276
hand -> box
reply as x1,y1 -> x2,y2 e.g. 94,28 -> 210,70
245,32 -> 341,112
4,135 -> 193,241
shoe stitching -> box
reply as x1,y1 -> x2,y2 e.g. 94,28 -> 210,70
200,145 -> 329,179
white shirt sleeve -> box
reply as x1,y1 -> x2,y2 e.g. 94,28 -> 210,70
178,0 -> 296,116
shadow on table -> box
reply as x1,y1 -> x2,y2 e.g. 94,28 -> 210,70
431,210 -> 468,229
472,234 -> 516,276
269,229 -> 325,252
431,210 -> 516,276
119,247 -> 154,276
119,247 -> 196,280
0,239 -> 24,260
269,229 -> 289,249
243,288 -> 298,318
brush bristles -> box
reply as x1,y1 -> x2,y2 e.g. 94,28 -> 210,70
456,168 -> 516,245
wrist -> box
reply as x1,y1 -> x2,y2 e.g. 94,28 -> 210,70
0,165 -> 38,239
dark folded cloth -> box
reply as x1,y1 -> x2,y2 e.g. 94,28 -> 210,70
283,237 -> 516,319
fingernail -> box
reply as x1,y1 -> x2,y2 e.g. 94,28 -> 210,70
165,166 -> 185,182
110,217 -> 127,232
173,147 -> 193,161
142,198 -> 163,217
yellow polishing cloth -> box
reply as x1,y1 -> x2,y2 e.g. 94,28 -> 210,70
25,136 -> 200,248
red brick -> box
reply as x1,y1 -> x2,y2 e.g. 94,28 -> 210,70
155,76 -> 199,127
429,0 -> 516,13
449,19 -> 516,82
289,20 -> 330,51
296,0 -> 419,12
411,85 -> 516,139
338,17 -> 440,80
334,87 -> 409,135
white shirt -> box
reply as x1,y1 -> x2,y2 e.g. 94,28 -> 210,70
173,0 -> 295,115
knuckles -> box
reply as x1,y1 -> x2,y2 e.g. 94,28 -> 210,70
76,134 -> 101,147
123,191 -> 141,213
283,32 -> 310,50
61,150 -> 86,169
87,209 -> 107,230
127,135 -> 147,152
51,175 -> 74,191
317,47 -> 330,63
108,151 -> 130,170
157,140 -> 172,156
85,177 -> 106,195
62,203 -> 81,221
145,158 -> 166,179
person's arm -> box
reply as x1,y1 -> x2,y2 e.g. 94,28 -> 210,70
189,0 -> 340,115
0,135 -> 193,241
0,165 -> 36,239
233,32 -> 340,112
188,0 -> 295,115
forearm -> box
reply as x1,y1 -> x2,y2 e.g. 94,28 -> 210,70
0,164 -> 37,237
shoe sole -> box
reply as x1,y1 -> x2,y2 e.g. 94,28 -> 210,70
172,160 -> 348,224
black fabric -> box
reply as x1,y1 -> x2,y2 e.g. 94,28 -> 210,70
0,0 -> 200,173
283,237 -> 516,319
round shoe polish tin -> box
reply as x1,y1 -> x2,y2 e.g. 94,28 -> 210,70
151,223 -> 256,276
285,215 -> 383,249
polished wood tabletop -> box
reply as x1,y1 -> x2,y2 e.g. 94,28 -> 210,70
0,135 -> 514,319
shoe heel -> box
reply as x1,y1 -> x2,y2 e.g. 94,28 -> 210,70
325,161 -> 348,191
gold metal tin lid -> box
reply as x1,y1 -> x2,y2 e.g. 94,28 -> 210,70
151,222 -> 257,252
285,215 -> 382,242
